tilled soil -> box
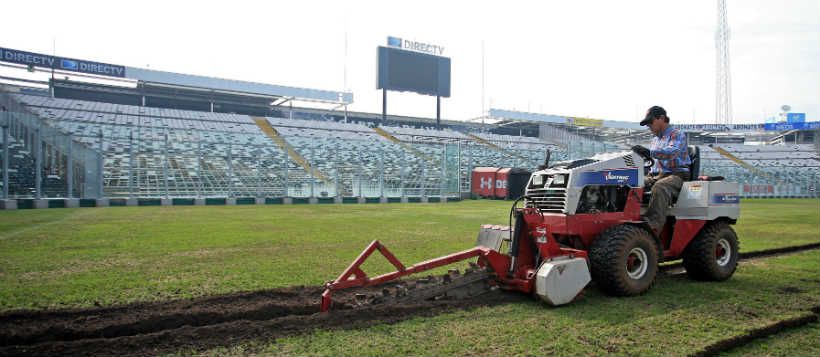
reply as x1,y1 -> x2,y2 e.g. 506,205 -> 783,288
0,283 -> 525,357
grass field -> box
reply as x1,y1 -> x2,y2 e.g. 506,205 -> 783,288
0,198 -> 818,356
228,251 -> 820,356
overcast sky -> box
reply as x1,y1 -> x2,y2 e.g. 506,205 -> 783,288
1,0 -> 818,124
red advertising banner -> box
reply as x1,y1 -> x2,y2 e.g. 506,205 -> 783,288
471,167 -> 499,197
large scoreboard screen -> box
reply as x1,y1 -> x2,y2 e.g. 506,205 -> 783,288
377,46 -> 450,97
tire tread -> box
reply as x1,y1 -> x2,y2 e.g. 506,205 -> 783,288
682,222 -> 739,281
589,224 -> 658,296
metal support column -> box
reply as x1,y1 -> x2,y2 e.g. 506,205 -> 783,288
456,142 -> 462,197
421,157 -> 427,198
378,145 -> 384,197
436,96 -> 441,130
310,172 -> 315,198
440,146 -> 446,198
467,143 -> 472,194
357,151 -> 363,197
283,153 -> 289,197
256,154 -> 262,198
400,150 -> 406,198
382,89 -> 387,126
334,162 -> 340,198
35,126 -> 42,199
67,139 -> 73,199
2,120 -> 8,199
163,131 -> 169,199
196,138 -> 202,197
227,142 -> 234,198
128,130 -> 134,197
136,116 -> 142,196
97,131 -> 104,198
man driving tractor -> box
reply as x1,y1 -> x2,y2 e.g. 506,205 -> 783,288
632,106 -> 692,235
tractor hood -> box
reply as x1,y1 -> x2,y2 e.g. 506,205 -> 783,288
525,150 -> 646,214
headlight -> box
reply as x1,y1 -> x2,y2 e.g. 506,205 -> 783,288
532,175 -> 544,186
553,174 -> 566,185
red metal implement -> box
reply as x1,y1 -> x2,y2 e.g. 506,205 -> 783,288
320,240 -> 491,312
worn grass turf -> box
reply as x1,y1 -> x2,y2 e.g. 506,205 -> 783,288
207,250 -> 820,357
721,321 -> 820,356
0,198 -> 817,311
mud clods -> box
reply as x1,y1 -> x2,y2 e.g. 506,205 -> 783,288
0,284 -> 522,356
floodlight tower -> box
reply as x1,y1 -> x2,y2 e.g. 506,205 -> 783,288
715,0 -> 733,125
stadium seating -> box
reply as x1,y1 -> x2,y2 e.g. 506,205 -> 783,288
3,92 -> 816,200
5,93 -> 562,199
699,144 -> 819,196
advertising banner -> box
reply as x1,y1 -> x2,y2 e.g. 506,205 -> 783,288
763,121 -> 819,131
786,113 -> 806,124
0,47 -> 125,78
568,117 -> 603,127
471,167 -> 499,198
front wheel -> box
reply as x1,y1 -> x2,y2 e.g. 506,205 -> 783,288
682,222 -> 739,281
589,225 -> 659,296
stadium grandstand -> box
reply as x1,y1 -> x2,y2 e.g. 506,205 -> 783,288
0,49 -> 817,208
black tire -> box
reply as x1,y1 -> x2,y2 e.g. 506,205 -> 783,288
682,222 -> 739,281
589,224 -> 659,296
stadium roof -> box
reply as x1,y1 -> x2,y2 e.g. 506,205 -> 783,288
489,108 -> 644,130
0,46 -> 353,107
124,67 -> 353,105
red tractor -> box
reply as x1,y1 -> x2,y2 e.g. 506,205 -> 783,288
321,148 -> 740,311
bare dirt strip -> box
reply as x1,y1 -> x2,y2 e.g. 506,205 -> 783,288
689,308 -> 820,357
1,244 -> 817,357
0,281 -> 527,356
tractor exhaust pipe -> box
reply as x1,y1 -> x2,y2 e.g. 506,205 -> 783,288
508,210 -> 525,276
537,149 -> 551,171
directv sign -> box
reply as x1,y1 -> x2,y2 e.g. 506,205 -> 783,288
786,112 -> 806,124
387,36 -> 445,56
763,121 -> 820,131
0,47 -> 125,78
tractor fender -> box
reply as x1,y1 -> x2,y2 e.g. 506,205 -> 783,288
664,217 -> 737,261
714,216 -> 738,225
666,220 -> 708,259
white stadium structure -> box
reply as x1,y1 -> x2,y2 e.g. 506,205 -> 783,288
0,48 -> 817,208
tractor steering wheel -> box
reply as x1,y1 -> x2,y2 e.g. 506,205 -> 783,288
631,146 -> 655,174
643,156 -> 655,169
633,148 -> 654,173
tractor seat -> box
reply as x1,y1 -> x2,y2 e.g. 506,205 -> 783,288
686,146 -> 700,181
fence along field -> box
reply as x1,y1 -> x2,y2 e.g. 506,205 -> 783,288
0,198 -> 818,356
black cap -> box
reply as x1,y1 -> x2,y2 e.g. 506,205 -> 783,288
640,106 -> 666,126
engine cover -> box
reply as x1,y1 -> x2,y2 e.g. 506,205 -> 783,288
534,256 -> 591,306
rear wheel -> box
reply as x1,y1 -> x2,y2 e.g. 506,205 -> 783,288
589,225 -> 659,296
682,222 -> 739,281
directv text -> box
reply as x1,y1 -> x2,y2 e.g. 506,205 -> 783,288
0,47 -> 125,78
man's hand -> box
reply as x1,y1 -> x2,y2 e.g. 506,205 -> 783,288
631,145 -> 651,159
